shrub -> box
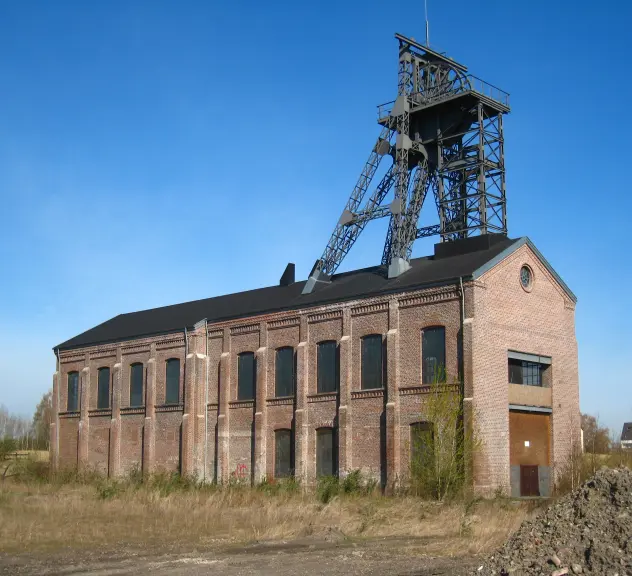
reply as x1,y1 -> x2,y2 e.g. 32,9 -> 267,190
316,475 -> 339,503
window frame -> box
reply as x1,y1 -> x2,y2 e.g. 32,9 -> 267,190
129,363 -> 144,407
67,371 -> 79,412
274,347 -> 295,398
317,340 -> 339,394
316,427 -> 338,478
508,358 -> 544,387
274,428 -> 294,478
97,367 -> 111,410
361,334 -> 384,390
237,351 -> 256,401
165,358 -> 181,404
421,326 -> 446,384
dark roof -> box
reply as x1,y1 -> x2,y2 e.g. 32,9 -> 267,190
56,235 -> 519,351
622,423 -> 632,442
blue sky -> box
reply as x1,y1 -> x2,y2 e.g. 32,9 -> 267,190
0,0 -> 630,433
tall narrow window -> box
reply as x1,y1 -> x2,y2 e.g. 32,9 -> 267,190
275,429 -> 293,478
238,352 -> 255,400
361,334 -> 383,389
97,367 -> 111,409
317,341 -> 338,394
130,363 -> 144,407
67,372 -> 79,412
410,422 -> 435,477
275,347 -> 294,398
316,427 -> 338,477
165,358 -> 180,404
422,327 -> 446,384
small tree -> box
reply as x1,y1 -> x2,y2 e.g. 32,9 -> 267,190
409,374 -> 479,500
32,390 -> 53,450
581,413 -> 611,454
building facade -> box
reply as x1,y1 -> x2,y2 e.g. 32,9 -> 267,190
51,235 -> 579,496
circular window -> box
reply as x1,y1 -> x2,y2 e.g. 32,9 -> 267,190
520,265 -> 533,291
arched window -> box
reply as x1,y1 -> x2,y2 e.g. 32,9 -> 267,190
275,429 -> 294,478
317,341 -> 338,394
238,352 -> 256,400
275,347 -> 295,398
97,367 -> 111,409
67,372 -> 79,412
422,326 -> 446,384
165,358 -> 180,404
361,334 -> 383,390
410,422 -> 435,476
316,427 -> 338,477
129,363 -> 144,407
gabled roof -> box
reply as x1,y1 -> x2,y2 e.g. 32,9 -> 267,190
622,423 -> 632,442
54,234 -> 573,351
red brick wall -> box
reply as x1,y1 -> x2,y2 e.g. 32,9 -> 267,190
53,245 -> 578,494
470,244 -> 579,494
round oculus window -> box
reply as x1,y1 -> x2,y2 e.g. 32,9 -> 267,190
520,265 -> 533,290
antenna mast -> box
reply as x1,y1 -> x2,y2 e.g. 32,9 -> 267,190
424,0 -> 429,46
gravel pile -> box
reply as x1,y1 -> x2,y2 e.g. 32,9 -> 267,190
472,467 -> 632,575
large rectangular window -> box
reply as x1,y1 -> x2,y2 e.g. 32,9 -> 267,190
422,327 -> 446,384
316,428 -> 338,477
67,372 -> 79,412
130,363 -> 144,407
410,422 -> 435,477
238,352 -> 255,400
165,358 -> 180,404
361,334 -> 383,389
97,367 -> 110,409
317,341 -> 338,394
275,429 -> 293,478
508,359 -> 543,387
275,347 -> 294,398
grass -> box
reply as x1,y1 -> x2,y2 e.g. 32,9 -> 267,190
0,464 -> 532,556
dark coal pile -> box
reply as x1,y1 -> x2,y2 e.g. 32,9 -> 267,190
471,467 -> 632,575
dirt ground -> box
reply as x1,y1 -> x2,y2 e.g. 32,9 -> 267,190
0,537 -> 477,576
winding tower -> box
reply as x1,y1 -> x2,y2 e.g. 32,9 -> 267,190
303,34 -> 510,294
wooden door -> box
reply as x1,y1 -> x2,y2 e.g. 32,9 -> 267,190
520,465 -> 540,497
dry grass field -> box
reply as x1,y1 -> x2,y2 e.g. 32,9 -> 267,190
0,474 -> 530,558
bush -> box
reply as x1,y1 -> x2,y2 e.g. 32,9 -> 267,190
317,475 -> 340,503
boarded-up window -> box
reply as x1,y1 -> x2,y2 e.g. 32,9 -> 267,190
165,358 -> 180,404
422,327 -> 446,384
238,352 -> 255,400
275,429 -> 293,478
410,422 -> 435,477
130,363 -> 144,407
361,334 -> 383,389
316,428 -> 338,477
97,367 -> 110,409
317,341 -> 338,394
275,347 -> 294,398
67,372 -> 79,412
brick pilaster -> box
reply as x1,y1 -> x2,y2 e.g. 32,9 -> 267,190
254,323 -> 268,483
181,344 -> 199,477
295,314 -> 309,483
217,327 -> 231,483
143,343 -> 157,476
78,360 -> 90,469
338,307 -> 352,475
109,354 -> 122,477
385,298 -> 400,491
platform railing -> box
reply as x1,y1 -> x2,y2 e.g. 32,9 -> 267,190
377,75 -> 510,120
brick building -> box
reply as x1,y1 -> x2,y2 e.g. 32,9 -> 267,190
51,234 -> 579,496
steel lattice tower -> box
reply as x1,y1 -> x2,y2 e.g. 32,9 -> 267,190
303,34 -> 510,294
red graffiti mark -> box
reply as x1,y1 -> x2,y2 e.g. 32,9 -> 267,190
231,463 -> 248,479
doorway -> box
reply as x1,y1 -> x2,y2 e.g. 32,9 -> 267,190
520,465 -> 539,496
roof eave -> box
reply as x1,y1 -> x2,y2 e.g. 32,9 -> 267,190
471,236 -> 577,303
